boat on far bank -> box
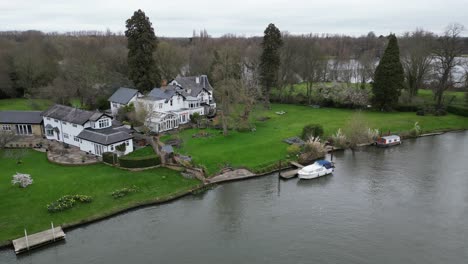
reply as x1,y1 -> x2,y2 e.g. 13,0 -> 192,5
298,160 -> 335,180
376,135 -> 402,147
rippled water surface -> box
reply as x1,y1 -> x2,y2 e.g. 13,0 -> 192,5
1,132 -> 468,264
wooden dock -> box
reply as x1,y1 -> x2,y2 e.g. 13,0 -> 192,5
13,226 -> 65,254
279,161 -> 304,179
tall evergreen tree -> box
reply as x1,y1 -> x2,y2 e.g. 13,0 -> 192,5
125,9 -> 161,92
372,34 -> 404,111
259,23 -> 283,109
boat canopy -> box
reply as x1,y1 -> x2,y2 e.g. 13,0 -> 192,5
315,160 -> 333,169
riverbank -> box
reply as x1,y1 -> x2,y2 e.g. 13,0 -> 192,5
165,103 -> 468,176
1,130 -> 466,250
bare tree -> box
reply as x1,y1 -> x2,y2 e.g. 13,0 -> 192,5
400,29 -> 434,100
0,131 -> 17,149
299,38 -> 327,105
433,23 -> 465,108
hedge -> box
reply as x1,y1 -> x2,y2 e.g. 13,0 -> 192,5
447,105 -> 468,117
118,154 -> 160,168
102,152 -> 118,165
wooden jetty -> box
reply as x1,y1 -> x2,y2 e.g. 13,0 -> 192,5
13,225 -> 65,254
279,161 -> 304,179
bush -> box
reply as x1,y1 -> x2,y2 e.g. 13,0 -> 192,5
299,137 -> 327,164
102,152 -> 118,165
119,154 -> 160,168
11,173 -> 33,188
190,112 -> 201,124
301,124 -> 324,140
395,104 -> 420,112
409,122 -> 422,137
330,128 -> 347,148
47,195 -> 92,213
286,144 -> 301,156
111,186 -> 139,199
447,105 -> 468,117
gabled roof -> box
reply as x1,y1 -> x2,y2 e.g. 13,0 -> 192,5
42,104 -> 107,125
146,85 -> 186,101
77,127 -> 133,146
0,111 -> 43,124
173,75 -> 213,97
108,87 -> 140,104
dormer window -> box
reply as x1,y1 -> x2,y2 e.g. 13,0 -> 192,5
170,100 -> 173,106
98,119 -> 110,128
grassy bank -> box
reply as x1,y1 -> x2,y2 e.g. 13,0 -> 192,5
0,150 -> 199,244
167,104 -> 468,176
0,98 -> 52,111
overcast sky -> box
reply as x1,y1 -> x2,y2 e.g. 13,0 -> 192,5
1,0 -> 467,37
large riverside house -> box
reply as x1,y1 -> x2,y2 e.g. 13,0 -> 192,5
108,87 -> 142,116
108,75 -> 216,133
42,104 -> 133,156
0,111 -> 44,136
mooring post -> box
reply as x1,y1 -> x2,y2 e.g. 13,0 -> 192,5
24,229 -> 29,251
277,160 -> 281,196
51,222 -> 56,241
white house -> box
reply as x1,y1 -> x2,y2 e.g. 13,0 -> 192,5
109,75 -> 216,133
42,104 -> 133,156
108,87 -> 142,115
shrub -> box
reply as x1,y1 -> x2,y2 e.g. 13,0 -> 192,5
111,186 -> 139,199
330,128 -> 347,148
286,144 -> 301,156
102,152 -> 118,165
409,122 -> 422,137
447,105 -> 468,117
47,195 -> 92,213
190,112 -> 201,124
301,124 -> 324,141
299,137 -> 327,164
119,155 -> 160,168
11,173 -> 33,188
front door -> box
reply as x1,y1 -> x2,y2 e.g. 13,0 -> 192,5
94,143 -> 104,156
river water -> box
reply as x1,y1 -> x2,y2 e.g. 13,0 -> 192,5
1,132 -> 468,264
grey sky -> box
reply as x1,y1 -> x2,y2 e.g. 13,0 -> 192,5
1,0 -> 467,37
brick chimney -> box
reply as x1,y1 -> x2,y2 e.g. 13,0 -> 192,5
161,79 -> 167,86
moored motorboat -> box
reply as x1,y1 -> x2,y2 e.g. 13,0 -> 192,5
375,135 -> 401,147
298,160 -> 334,180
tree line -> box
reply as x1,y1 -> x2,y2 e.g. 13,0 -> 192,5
0,10 -> 467,114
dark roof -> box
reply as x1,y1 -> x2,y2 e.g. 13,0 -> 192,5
173,75 -> 213,97
0,111 -> 43,124
77,127 -> 133,145
146,85 -> 187,101
108,87 -> 140,104
42,104 -> 105,125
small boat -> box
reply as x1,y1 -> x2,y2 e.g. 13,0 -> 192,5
298,160 -> 334,180
376,135 -> 402,147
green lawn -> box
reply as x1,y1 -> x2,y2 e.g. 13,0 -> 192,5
0,98 -> 52,111
416,89 -> 466,106
167,103 -> 468,176
0,150 -> 199,244
124,146 -> 156,157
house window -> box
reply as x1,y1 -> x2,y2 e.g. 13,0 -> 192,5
73,124 -> 77,128
170,100 -> 173,106
63,122 -> 67,125
112,103 -> 119,108
74,137 -> 80,142
54,119 -> 58,123
46,128 -> 53,136
98,119 -> 110,128
15,124 -> 32,135
63,133 -> 69,139
2,124 -> 11,131
110,145 -> 114,151
46,117 -> 50,121
159,103 -> 163,109
125,141 -> 129,146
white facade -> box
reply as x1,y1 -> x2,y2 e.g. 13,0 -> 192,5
110,95 -> 140,116
43,107 -> 133,156
79,138 -> 133,156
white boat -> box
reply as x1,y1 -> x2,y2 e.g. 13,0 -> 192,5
298,160 -> 334,180
376,135 -> 401,147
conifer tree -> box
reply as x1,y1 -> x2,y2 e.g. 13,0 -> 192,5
259,23 -> 283,109
125,9 -> 161,92
372,34 -> 404,111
